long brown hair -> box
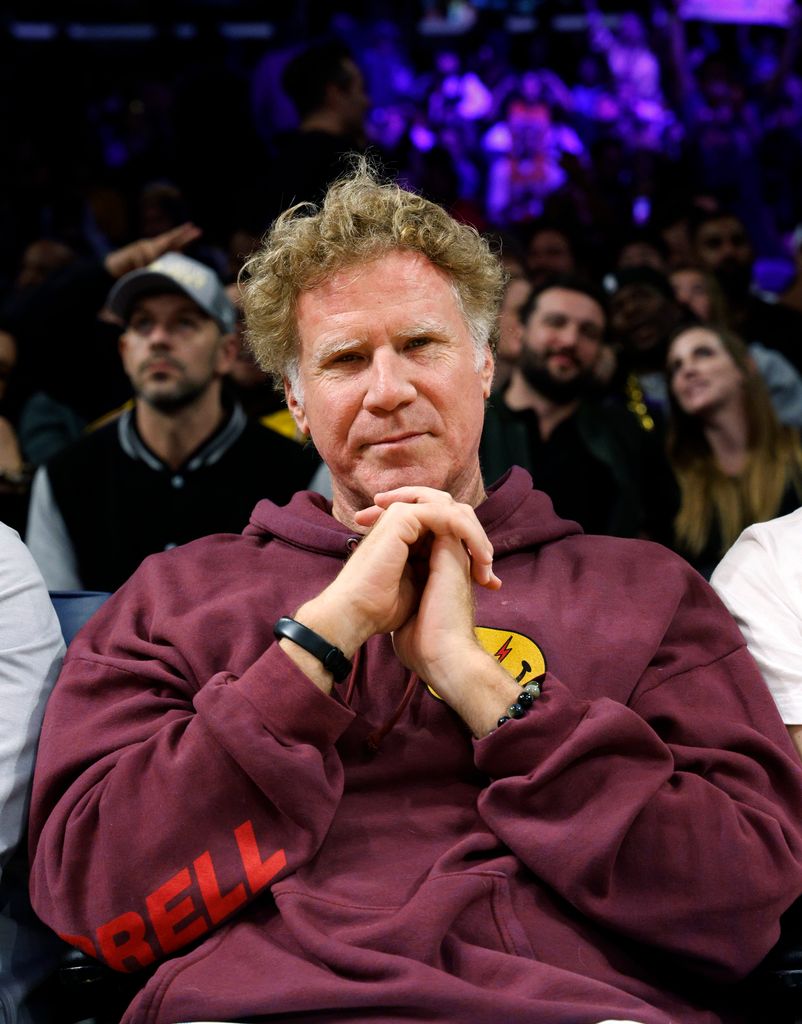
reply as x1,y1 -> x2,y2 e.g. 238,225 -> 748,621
667,324 -> 802,556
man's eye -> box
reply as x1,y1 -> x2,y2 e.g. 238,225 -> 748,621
331,352 -> 360,365
406,337 -> 431,349
131,319 -> 152,333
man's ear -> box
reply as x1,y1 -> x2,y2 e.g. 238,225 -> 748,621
216,333 -> 238,376
284,377 -> 310,437
480,344 -> 495,400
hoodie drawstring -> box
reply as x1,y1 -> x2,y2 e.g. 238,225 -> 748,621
366,672 -> 419,754
341,645 -> 420,754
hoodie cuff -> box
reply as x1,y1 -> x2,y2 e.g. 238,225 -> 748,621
473,672 -> 590,778
221,641 -> 354,748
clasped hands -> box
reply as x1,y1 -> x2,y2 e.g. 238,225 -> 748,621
286,487 -> 520,737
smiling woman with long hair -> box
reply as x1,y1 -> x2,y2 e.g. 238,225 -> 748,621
666,322 -> 802,577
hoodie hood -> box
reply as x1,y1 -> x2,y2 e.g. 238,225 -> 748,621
245,466 -> 582,559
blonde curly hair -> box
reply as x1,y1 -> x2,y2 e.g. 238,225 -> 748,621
240,159 -> 504,389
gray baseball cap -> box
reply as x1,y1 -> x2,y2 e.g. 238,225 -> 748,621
107,252 -> 237,333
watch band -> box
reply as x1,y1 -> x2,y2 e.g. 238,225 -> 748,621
273,616 -> 353,682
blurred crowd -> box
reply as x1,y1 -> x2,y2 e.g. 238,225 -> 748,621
3,1 -> 802,584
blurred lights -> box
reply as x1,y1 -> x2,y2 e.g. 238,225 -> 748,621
7,21 -> 274,42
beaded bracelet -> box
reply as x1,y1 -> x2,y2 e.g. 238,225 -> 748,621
496,679 -> 542,728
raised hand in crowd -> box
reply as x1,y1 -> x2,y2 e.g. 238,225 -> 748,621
103,222 -> 202,281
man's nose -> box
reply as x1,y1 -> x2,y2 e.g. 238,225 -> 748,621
146,323 -> 173,347
719,237 -> 744,261
553,323 -> 580,349
363,350 -> 416,411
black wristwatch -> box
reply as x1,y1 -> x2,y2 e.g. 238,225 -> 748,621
273,616 -> 353,682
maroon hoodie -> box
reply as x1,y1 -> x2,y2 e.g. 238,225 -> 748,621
28,468 -> 802,1023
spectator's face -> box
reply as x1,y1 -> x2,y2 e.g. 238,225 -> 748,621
667,327 -> 745,418
670,269 -> 713,322
611,282 -> 676,353
120,294 -> 235,411
286,250 -> 494,521
16,239 -> 74,290
618,242 -> 667,274
225,283 -> 268,390
694,217 -> 753,291
519,287 -> 605,401
661,218 -> 692,267
526,231 -> 575,285
497,277 -> 530,363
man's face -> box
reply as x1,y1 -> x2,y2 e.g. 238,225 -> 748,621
617,241 -> 667,274
497,277 -> 530,363
119,294 -> 235,412
518,287 -> 605,403
694,216 -> 753,292
610,282 -> 677,354
526,230 -> 575,285
286,251 -> 494,524
225,283 -> 269,390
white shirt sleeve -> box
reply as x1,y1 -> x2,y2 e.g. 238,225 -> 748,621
24,466 -> 82,590
711,508 -> 802,724
0,523 -> 65,871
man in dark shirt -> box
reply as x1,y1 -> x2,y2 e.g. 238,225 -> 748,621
481,275 -> 655,537
268,41 -> 372,218
692,210 -> 802,371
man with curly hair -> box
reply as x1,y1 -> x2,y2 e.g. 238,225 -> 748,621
28,162 -> 802,1024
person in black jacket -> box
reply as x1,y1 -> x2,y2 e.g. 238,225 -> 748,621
25,252 -> 317,591
481,274 -> 674,539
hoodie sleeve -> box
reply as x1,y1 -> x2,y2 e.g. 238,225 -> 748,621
474,563 -> 802,983
27,558 -> 354,973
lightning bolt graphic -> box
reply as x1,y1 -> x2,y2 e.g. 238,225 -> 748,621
494,635 -> 514,664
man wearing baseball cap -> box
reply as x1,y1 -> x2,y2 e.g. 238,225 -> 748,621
25,252 -> 317,592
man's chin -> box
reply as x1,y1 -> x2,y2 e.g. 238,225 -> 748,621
522,365 -> 593,405
138,385 -> 203,413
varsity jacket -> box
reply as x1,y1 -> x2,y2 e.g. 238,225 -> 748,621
28,468 -> 802,1023
25,403 -> 318,591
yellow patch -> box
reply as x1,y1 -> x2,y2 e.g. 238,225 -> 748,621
426,626 -> 546,701
260,408 -> 306,442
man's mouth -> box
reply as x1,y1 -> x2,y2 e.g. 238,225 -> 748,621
547,353 -> 580,372
366,432 -> 426,449
143,359 -> 183,375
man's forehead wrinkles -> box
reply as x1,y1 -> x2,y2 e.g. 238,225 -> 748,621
403,317 -> 451,335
